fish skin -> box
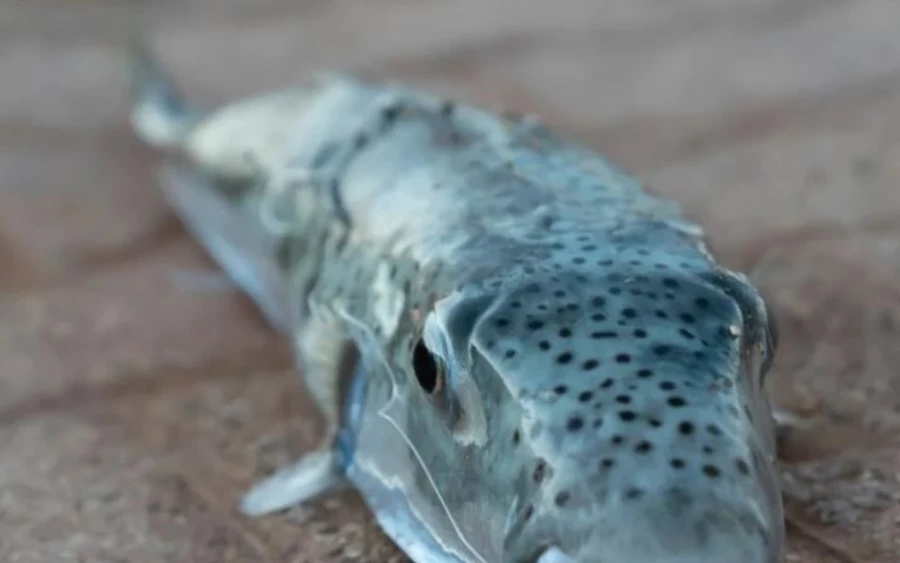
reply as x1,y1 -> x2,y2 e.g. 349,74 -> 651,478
129,39 -> 785,563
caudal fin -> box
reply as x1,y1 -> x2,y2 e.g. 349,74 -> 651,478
127,29 -> 304,335
126,31 -> 204,149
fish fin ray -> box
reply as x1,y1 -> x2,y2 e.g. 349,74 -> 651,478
241,449 -> 347,516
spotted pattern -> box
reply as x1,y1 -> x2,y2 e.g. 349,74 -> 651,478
134,54 -> 782,562
460,233 -> 775,557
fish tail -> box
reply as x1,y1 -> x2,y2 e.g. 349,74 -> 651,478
125,29 -> 203,150
125,30 -> 293,331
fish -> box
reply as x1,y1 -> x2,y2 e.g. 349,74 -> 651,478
127,35 -> 787,563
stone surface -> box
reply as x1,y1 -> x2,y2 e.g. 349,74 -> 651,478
1,0 -> 899,561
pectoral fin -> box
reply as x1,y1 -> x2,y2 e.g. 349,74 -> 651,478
241,449 -> 348,516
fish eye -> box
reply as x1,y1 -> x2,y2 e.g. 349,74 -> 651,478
412,338 -> 445,395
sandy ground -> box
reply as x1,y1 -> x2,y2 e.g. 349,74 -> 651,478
1,1 -> 899,561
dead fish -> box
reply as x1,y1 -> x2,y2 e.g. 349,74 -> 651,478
128,36 -> 786,563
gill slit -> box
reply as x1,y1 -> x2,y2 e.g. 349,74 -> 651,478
336,307 -> 488,563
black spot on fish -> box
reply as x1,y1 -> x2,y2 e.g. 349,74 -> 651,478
439,100 -> 455,117
702,465 -> 721,478
592,331 -> 616,339
381,103 -> 402,123
618,411 -> 637,422
634,441 -> 652,454
566,417 -> 584,432
533,460 -> 548,483
624,488 -> 645,500
668,396 -> 687,408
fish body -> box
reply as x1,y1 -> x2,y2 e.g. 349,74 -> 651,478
129,41 -> 785,563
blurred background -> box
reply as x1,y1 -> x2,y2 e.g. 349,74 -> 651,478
1,1 -> 899,561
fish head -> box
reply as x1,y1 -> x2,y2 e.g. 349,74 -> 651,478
347,259 -> 783,563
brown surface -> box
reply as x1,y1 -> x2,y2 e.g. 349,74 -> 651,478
1,1 -> 899,561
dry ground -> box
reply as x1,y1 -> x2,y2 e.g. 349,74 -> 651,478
1,1 -> 899,561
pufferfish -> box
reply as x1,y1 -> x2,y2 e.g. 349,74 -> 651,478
128,35 -> 787,563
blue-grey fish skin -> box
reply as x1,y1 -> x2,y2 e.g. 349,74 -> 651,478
130,45 -> 784,563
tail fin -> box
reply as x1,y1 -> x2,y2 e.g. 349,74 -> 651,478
125,29 -> 293,332
126,30 -> 203,150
